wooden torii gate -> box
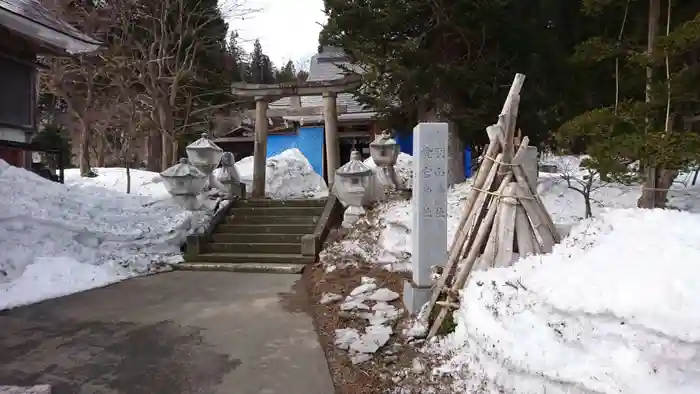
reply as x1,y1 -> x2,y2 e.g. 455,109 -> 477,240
231,76 -> 362,198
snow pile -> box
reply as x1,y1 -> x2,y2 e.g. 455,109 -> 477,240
0,160 -> 212,310
537,156 -> 700,222
374,181 -> 471,270
326,276 -> 403,364
364,152 -> 414,189
235,148 -> 328,199
434,209 -> 700,393
64,167 -> 167,199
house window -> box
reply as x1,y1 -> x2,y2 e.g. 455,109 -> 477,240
0,56 -> 35,129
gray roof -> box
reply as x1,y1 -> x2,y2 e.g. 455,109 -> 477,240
270,47 -> 371,115
0,0 -> 101,54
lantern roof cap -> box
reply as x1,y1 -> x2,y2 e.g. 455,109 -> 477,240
337,150 -> 372,177
187,132 -> 223,152
160,158 -> 207,179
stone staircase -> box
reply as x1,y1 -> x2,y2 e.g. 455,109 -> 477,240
180,198 -> 336,274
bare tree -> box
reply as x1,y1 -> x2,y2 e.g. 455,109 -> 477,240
40,0 -> 116,176
123,0 -> 251,171
557,158 -> 610,219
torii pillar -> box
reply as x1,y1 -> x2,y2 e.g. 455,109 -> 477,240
253,98 -> 268,197
323,92 -> 340,185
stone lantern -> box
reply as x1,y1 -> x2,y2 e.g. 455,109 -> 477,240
213,152 -> 242,198
185,132 -> 224,187
369,130 -> 401,190
160,157 -> 208,210
334,150 -> 373,228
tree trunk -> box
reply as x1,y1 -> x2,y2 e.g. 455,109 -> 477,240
78,118 -> 91,176
96,136 -> 106,167
146,131 -> 161,172
638,0 -> 661,208
654,168 -> 677,208
172,138 -> 179,164
126,164 -> 131,194
158,104 -> 175,170
584,194 -> 593,218
161,132 -> 173,170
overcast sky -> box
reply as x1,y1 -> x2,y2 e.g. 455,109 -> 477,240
228,0 -> 327,69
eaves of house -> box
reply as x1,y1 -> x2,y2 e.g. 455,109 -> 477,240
270,47 -> 377,124
0,0 -> 101,55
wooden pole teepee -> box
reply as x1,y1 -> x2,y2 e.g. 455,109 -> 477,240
423,73 -> 560,338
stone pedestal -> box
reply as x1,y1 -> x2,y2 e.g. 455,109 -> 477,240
403,279 -> 432,315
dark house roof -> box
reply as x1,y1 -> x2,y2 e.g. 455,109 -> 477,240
0,0 -> 101,55
270,47 -> 376,123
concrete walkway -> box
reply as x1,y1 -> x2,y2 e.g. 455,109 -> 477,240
0,272 -> 334,394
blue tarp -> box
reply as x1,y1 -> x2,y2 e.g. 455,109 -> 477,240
396,130 -> 472,178
266,127 -> 325,176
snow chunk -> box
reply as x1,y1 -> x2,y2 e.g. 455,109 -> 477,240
320,292 -> 343,305
235,148 -> 328,199
350,324 -> 393,354
334,328 -> 361,350
350,282 -> 378,297
368,288 -> 400,302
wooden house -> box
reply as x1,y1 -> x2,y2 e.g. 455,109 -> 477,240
0,0 -> 100,168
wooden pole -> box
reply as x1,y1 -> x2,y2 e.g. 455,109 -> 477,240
252,98 -> 268,198
323,92 -> 340,186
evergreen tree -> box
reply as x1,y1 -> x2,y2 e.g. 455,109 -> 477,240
559,0 -> 700,208
320,0 -> 592,150
276,60 -> 297,83
248,39 -> 276,83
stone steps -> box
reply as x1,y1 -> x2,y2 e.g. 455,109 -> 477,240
184,198 -> 329,274
218,223 -> 316,234
228,206 -> 324,217
225,215 -> 318,226
205,242 -> 301,255
176,262 -> 306,274
210,233 -> 303,244
192,252 -> 316,264
238,199 -> 326,208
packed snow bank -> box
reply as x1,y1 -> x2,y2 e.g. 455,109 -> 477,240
375,182 -> 471,269
235,148 -> 328,199
537,156 -> 700,222
0,160 -> 212,310
364,152 -> 414,189
64,167 -> 167,198
370,156 -> 700,270
434,209 -> 700,394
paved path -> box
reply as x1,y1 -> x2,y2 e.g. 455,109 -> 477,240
0,272 -> 334,394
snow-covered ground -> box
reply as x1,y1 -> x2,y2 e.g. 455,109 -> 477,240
66,148 -> 329,201
0,160 -> 215,310
64,167 -> 169,199
432,209 -> 700,393
320,153 -> 700,393
1,148 -> 330,310
337,155 -> 700,271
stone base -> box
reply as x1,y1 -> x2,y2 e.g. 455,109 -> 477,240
403,279 -> 432,315
0,385 -> 51,394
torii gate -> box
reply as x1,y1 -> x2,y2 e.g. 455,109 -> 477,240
231,76 -> 362,198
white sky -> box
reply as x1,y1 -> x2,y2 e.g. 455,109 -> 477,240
227,0 -> 327,69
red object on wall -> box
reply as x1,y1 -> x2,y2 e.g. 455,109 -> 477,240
0,147 -> 23,167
